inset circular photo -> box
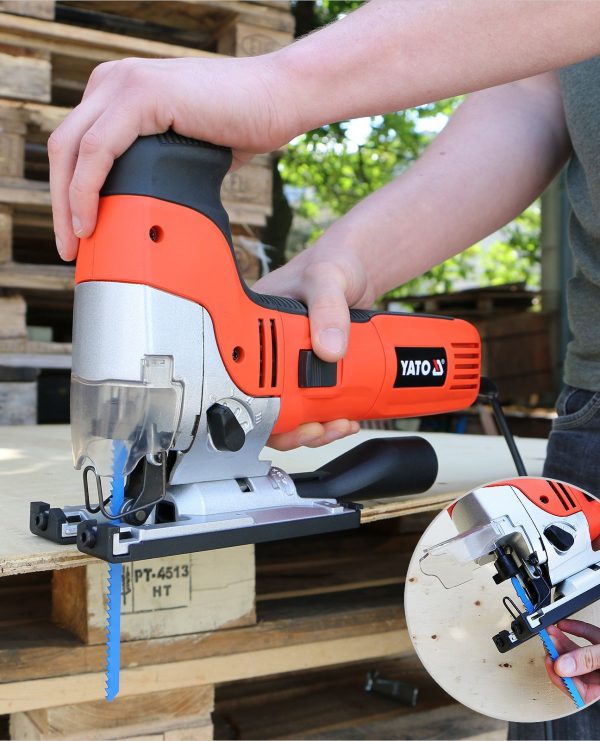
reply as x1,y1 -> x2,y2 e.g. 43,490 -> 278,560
405,476 -> 600,722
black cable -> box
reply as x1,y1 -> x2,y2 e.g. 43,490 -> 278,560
477,378 -> 527,477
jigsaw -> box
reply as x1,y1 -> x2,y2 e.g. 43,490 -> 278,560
30,132 -> 482,562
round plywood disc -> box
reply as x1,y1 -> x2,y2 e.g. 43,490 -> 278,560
405,505 -> 600,722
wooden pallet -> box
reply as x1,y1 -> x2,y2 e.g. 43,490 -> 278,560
0,0 -> 294,420
0,426 -> 546,737
0,2 -> 293,106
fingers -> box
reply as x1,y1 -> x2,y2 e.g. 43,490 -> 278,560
267,419 -> 360,451
546,625 -> 580,654
49,59 -> 164,260
68,102 -> 146,239
49,92 -> 117,260
554,642 -> 600,678
557,619 -> 600,645
302,262 -> 351,362
254,259 -> 356,363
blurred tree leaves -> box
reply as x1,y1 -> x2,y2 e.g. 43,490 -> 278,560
282,0 -> 541,299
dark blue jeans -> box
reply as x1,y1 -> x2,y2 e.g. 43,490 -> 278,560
508,385 -> 600,740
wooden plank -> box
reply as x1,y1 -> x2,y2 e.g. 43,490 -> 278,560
303,704 -> 507,741
0,1 -> 54,20
0,294 -> 26,338
0,47 -> 50,103
0,340 -> 71,354
257,526 -> 421,601
11,713 -> 213,741
201,1 -> 295,33
0,628 -> 408,714
212,656 -> 457,741
0,176 -> 50,206
53,547 -> 256,644
218,20 -> 293,57
0,105 -> 26,178
0,203 -> 11,261
0,585 -> 403,682
0,173 -> 271,226
0,98 -> 69,132
0,427 -> 546,577
10,686 -> 213,739
0,261 -> 73,291
0,380 -> 36,423
0,13 -> 218,62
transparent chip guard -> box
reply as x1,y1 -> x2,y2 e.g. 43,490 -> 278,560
71,355 -> 183,478
419,521 -> 504,589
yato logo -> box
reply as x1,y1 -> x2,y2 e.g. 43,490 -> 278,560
394,347 -> 447,388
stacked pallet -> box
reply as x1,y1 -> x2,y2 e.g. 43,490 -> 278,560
2,515 -> 432,738
0,0 -> 292,423
0,424 -> 547,739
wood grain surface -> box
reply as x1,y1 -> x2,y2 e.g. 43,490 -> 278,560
0,426 -> 546,576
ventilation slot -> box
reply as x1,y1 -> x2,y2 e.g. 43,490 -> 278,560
257,318 -> 279,389
258,319 -> 266,388
547,480 -> 576,513
270,319 -> 278,387
450,342 -> 480,391
557,482 -> 576,508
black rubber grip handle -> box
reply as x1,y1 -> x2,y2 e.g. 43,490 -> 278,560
99,133 -> 450,323
292,437 -> 438,501
101,131 -> 233,242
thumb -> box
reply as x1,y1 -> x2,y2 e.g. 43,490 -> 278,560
555,645 -> 600,677
303,262 -> 351,362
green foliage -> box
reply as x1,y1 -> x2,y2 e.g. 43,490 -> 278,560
283,0 -> 542,298
480,203 -> 541,289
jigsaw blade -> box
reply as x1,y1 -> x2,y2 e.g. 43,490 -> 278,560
105,442 -> 127,702
510,576 -> 585,709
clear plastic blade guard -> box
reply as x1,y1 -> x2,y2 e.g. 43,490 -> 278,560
71,355 -> 183,478
419,521 -> 504,588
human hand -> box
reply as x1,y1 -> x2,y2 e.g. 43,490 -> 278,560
49,55 -> 297,261
254,239 -> 376,451
545,620 -> 600,705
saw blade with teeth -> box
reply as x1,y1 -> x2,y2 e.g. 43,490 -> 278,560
510,576 -> 585,709
105,443 -> 127,702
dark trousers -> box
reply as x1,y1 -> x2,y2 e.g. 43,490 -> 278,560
508,385 -> 600,740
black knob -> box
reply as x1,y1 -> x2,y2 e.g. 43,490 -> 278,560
207,403 -> 245,452
544,524 -> 575,552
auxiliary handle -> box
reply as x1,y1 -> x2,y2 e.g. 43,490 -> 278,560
293,437 -> 438,501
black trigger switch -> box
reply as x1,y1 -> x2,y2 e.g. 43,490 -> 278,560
207,403 -> 245,452
544,525 -> 575,552
298,350 -> 337,388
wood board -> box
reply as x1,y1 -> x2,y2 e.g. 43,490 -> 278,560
10,685 -> 214,740
0,426 -> 546,577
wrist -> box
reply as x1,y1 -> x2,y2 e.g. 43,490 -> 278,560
258,49 -> 306,146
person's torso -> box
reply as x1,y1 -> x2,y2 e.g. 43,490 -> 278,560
559,57 -> 600,390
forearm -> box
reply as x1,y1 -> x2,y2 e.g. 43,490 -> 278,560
309,72 -> 570,301
277,0 -> 600,134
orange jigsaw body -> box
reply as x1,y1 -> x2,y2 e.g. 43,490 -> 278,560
76,194 -> 481,434
492,479 -> 600,542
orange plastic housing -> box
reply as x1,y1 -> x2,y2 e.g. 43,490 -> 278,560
494,479 -> 600,541
76,195 -> 481,434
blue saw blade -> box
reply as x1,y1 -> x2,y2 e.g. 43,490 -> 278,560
105,442 -> 127,702
510,576 -> 585,709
